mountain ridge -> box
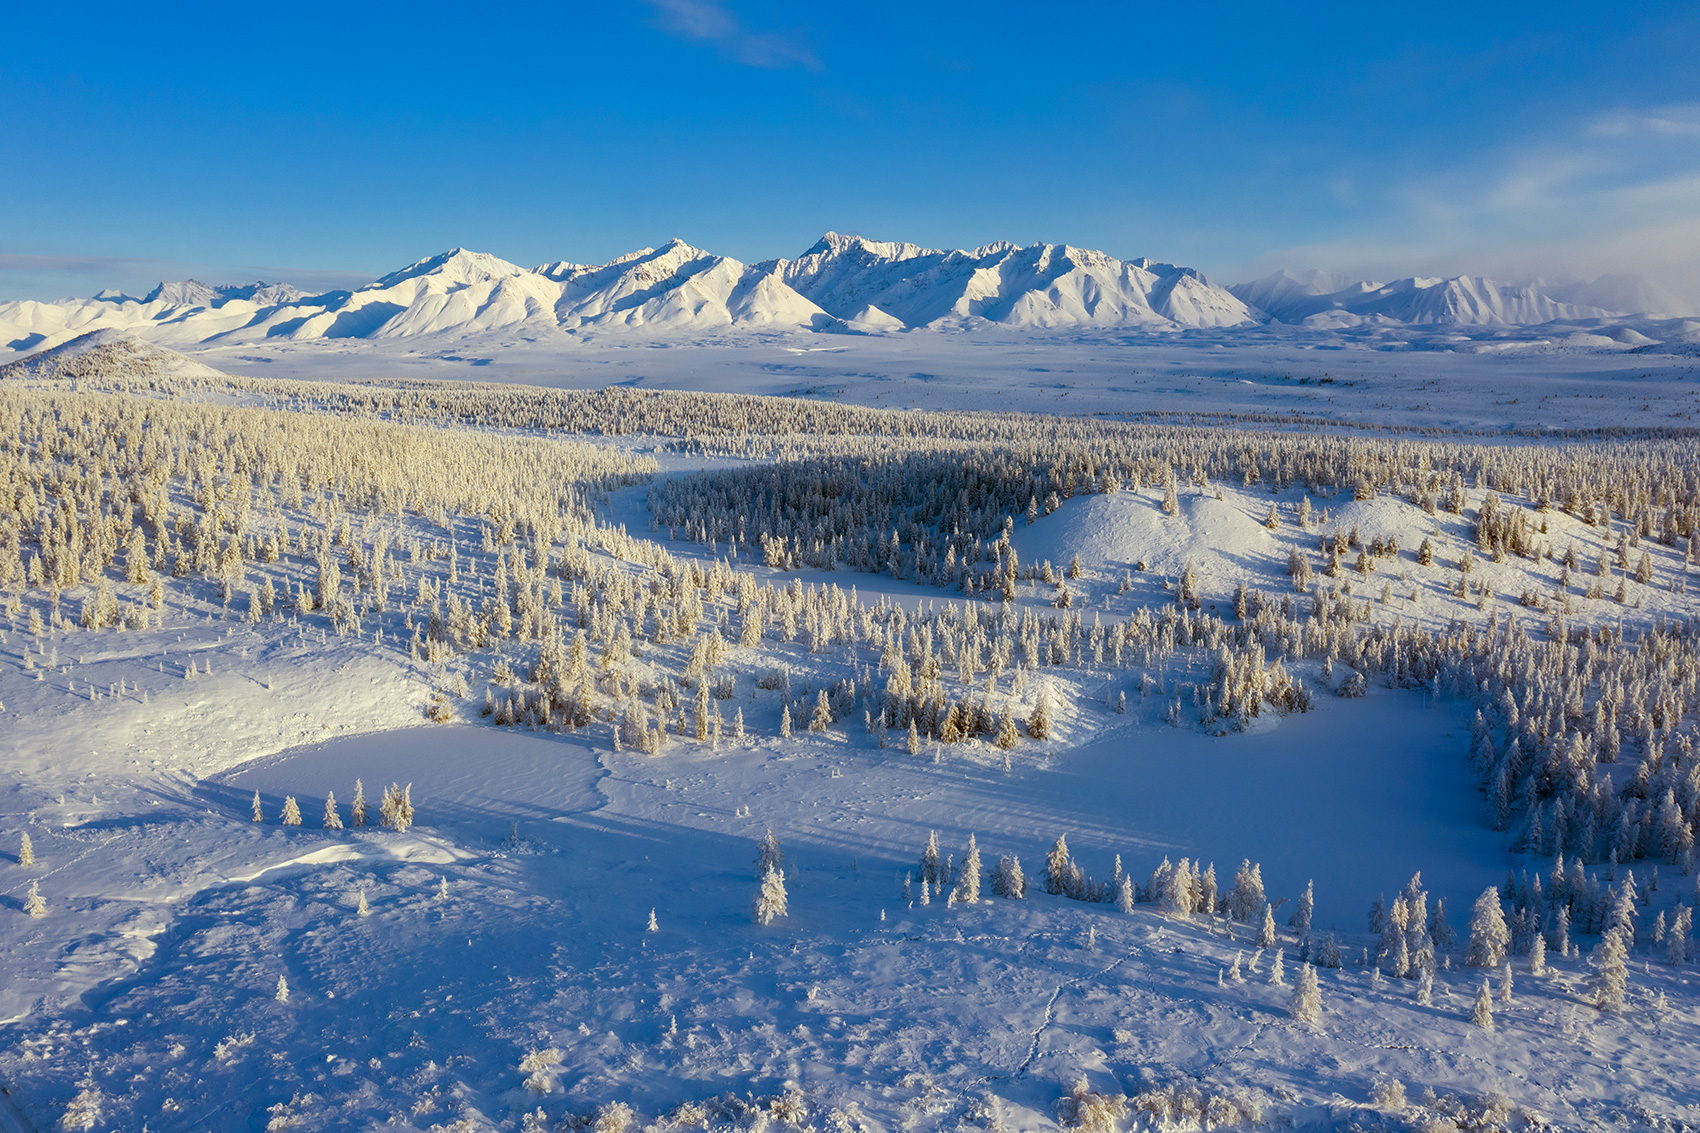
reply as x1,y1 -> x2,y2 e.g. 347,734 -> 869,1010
1,235 -> 1689,357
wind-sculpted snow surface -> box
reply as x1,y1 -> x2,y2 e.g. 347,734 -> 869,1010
5,361 -> 1700,1128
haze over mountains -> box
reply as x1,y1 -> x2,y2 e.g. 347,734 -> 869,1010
1,232 -> 1691,357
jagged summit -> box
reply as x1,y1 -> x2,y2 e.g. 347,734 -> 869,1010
138,279 -> 308,308
373,248 -> 530,289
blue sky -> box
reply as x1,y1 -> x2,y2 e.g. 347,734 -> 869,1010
4,2 -> 1698,301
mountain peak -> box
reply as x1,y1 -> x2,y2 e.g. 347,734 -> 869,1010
373,248 -> 528,289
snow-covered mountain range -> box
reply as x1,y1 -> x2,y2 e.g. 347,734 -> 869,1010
0,233 -> 1686,356
1228,270 -> 1632,327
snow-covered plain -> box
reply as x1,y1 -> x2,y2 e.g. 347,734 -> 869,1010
2,331 -> 1700,1132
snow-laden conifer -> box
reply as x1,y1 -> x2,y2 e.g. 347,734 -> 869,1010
1045,835 -> 1072,895
281,796 -> 301,826
955,834 -> 981,903
1593,928 -> 1629,1012
251,791 -> 263,822
1470,980 -> 1494,1031
1669,906 -> 1692,964
1290,962 -> 1321,1024
1257,903 -> 1277,947
1227,860 -> 1264,921
323,791 -> 342,829
351,779 -> 367,827
1464,888 -> 1509,968
1027,691 -> 1052,740
756,830 -> 783,880
920,830 -> 941,887
994,854 -> 1026,898
1289,879 -> 1313,934
17,833 -> 33,867
23,879 -> 46,917
378,783 -> 414,832
753,865 -> 788,925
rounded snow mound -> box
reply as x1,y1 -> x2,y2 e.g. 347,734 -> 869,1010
1011,488 -> 1279,590
0,329 -> 228,383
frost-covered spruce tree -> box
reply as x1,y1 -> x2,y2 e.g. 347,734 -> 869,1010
1465,888 -> 1509,968
1027,691 -> 1052,740
780,704 -> 792,739
275,975 -> 289,1003
1669,906 -> 1693,964
251,791 -> 263,822
351,780 -> 367,827
1529,933 -> 1547,976
281,796 -> 302,826
1257,903 -> 1278,947
379,783 -> 414,832
23,879 -> 46,917
1290,962 -> 1321,1024
1289,879 -> 1313,935
753,865 -> 788,925
810,690 -> 832,733
1116,874 -> 1134,913
17,833 -> 33,867
920,830 -> 941,887
756,830 -> 783,879
1429,896 -> 1455,951
906,719 -> 920,756
955,834 -> 981,904
995,854 -> 1026,898
1045,835 -> 1072,896
996,706 -> 1020,749
1270,948 -> 1285,986
1314,933 -> 1343,969
1470,980 -> 1494,1031
1593,928 -> 1629,1012
1227,860 -> 1264,922
647,908 -> 658,933
323,791 -> 342,829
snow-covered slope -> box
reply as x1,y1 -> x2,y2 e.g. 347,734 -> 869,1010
1234,270 -> 1620,326
0,328 -> 229,383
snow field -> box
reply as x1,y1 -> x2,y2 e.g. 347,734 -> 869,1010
2,712 -> 1690,1130
4,360 -> 1700,1128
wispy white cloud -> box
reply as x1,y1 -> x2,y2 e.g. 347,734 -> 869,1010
1588,103 -> 1700,139
0,251 -> 374,302
642,0 -> 819,70
1228,103 -> 1700,312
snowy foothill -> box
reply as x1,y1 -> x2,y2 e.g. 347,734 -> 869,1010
2,341 -> 1700,1130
